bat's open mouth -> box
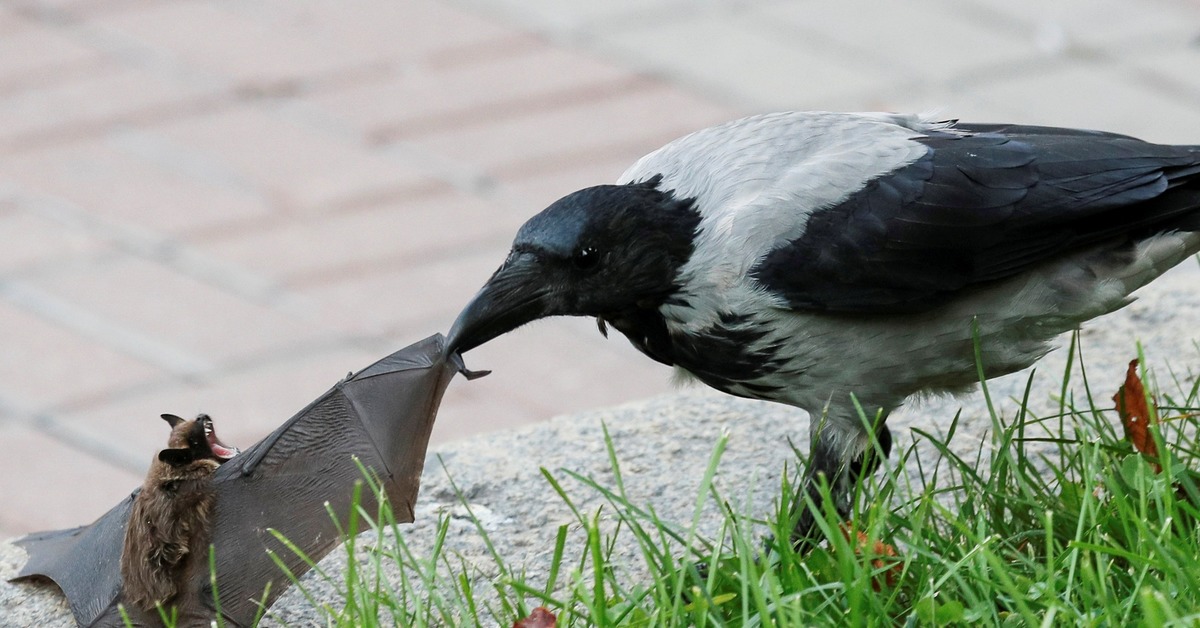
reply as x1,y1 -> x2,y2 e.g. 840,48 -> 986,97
203,420 -> 240,461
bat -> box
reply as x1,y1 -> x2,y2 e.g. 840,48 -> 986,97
10,333 -> 479,627
121,413 -> 240,617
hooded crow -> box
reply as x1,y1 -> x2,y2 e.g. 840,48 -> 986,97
447,111 -> 1200,540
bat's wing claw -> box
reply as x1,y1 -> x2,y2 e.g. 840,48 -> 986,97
451,353 -> 490,380
459,366 -> 491,380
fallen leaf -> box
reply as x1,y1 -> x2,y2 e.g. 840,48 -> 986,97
513,607 -> 557,628
1113,359 -> 1161,472
839,523 -> 903,590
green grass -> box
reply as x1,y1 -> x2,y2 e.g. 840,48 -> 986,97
256,338 -> 1200,627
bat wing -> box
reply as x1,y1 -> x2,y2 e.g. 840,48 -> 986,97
11,334 -> 470,627
11,498 -> 132,626
203,333 -> 464,625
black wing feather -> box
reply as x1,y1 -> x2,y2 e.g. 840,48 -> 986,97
752,127 -> 1200,313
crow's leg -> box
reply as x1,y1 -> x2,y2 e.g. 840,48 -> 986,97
849,420 -> 893,483
791,413 -> 892,547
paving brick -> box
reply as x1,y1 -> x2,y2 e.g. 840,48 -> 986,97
3,0 -> 152,19
0,424 -> 144,537
0,301 -> 166,411
195,342 -> 552,449
87,0 -> 518,91
0,207 -> 106,274
411,83 -> 737,180
53,344 -> 384,464
150,106 -> 444,213
1126,47 -> 1200,104
2,275 -> 216,377
499,153 -> 659,208
0,65 -> 219,151
41,334 -> 617,469
0,7 -> 17,32
963,0 -> 1200,52
452,0 -> 677,34
189,346 -> 384,447
447,316 -> 675,422
955,64 -> 1200,144
300,246 -> 509,339
0,137 -> 273,237
593,10 -> 895,111
32,256 -> 326,367
0,22 -> 103,92
432,319 -> 679,445
193,189 -> 524,287
242,0 -> 522,67
88,2 -> 377,86
757,1 -> 1038,82
310,43 -> 644,142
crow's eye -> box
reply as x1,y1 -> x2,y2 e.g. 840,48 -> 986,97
572,246 -> 600,271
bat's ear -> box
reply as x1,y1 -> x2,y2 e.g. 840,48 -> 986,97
158,447 -> 196,467
161,413 -> 185,428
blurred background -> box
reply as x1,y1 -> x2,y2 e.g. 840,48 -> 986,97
1,0 -> 1199,539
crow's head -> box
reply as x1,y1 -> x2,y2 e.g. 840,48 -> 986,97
448,176 -> 700,353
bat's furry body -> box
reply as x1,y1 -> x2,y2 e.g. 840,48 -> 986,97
120,414 -> 237,615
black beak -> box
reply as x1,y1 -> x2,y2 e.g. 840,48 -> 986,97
447,252 -> 550,354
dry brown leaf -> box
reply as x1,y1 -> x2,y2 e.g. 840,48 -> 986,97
1113,359 -> 1161,472
839,523 -> 903,590
513,607 -> 557,628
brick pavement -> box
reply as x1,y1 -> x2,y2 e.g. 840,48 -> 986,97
1,0 -> 1199,540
